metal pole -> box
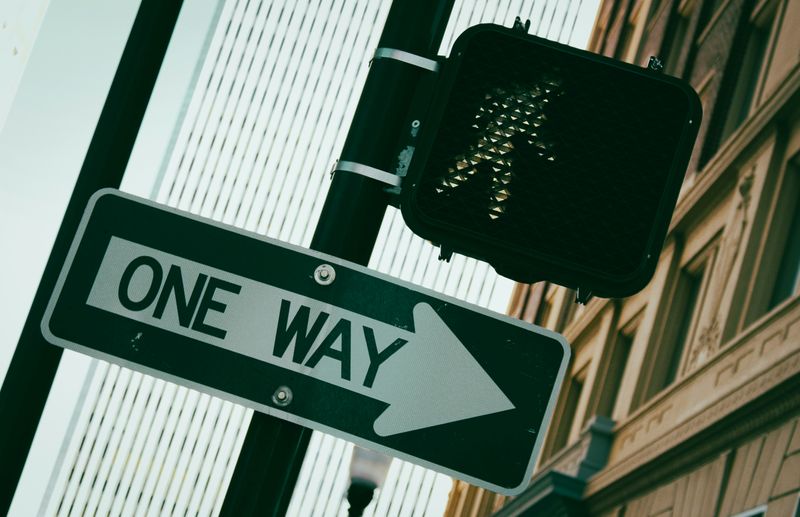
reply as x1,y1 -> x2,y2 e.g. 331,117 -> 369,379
219,1 -> 455,514
0,1 -> 183,512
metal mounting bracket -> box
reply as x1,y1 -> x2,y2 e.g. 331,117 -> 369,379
373,48 -> 440,72
513,16 -> 531,33
333,160 -> 403,187
438,246 -> 454,262
575,288 -> 593,305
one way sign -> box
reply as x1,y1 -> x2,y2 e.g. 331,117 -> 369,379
42,189 -> 569,495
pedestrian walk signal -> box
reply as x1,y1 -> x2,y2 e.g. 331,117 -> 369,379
401,23 -> 701,298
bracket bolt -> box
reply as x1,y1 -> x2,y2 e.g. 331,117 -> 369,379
648,56 -> 664,72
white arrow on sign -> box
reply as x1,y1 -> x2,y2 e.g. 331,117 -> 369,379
83,237 -> 515,436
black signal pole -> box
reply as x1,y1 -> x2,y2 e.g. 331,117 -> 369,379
0,1 -> 182,514
219,1 -> 455,515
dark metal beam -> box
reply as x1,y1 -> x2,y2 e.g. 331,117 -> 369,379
0,1 -> 183,512
219,1 -> 456,514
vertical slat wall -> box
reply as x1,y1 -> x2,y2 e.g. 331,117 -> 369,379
39,1 -> 597,515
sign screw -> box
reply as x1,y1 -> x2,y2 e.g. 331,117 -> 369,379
314,264 -> 336,285
272,386 -> 293,407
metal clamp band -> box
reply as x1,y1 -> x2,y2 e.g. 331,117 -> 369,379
336,160 -> 402,187
373,48 -> 439,72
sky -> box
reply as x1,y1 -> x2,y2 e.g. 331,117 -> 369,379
0,0 -> 600,514
0,1 -> 212,513
0,0 -> 600,389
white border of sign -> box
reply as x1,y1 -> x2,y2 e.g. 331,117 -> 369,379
41,188 -> 570,496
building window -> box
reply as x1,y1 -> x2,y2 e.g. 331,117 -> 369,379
558,290 -> 586,331
560,291 -> 578,329
701,2 -> 776,165
663,266 -> 704,386
597,327 -> 636,419
535,284 -> 554,328
615,0 -> 647,64
512,283 -> 544,323
745,155 -> 800,325
695,0 -> 720,37
675,0 -> 716,81
660,3 -> 692,77
643,245 -> 714,403
731,505 -> 767,517
768,158 -> 800,309
769,199 -> 800,307
551,371 -> 586,452
615,18 -> 636,61
717,15 -> 771,141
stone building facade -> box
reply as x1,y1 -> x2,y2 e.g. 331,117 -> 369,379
445,0 -> 800,515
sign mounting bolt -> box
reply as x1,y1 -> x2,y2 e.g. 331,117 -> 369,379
314,264 -> 336,285
272,386 -> 293,407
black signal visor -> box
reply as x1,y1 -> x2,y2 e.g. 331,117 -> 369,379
401,24 -> 701,298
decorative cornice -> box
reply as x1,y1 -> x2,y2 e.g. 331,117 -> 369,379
584,372 -> 800,514
616,294 -> 799,436
494,471 -> 586,517
585,349 -> 800,504
580,297 -> 799,497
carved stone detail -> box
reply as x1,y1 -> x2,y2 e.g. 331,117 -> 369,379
687,173 -> 755,372
691,316 -> 720,370
589,349 -> 800,498
609,299 -> 799,470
